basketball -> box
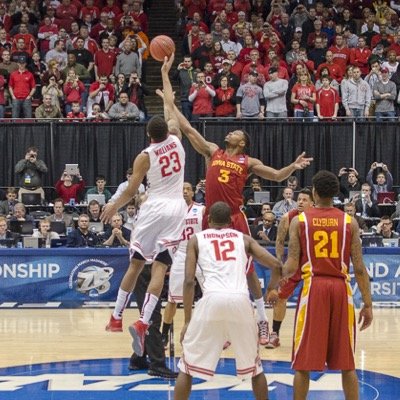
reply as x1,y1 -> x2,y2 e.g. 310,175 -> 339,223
149,35 -> 175,62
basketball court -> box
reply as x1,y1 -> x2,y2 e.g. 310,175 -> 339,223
0,307 -> 399,399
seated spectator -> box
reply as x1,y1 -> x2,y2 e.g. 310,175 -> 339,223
108,91 -> 140,120
88,103 -> 109,121
250,211 -> 277,244
66,213 -> 99,247
354,183 -> 381,218
9,202 -> 35,222
127,72 -> 149,121
366,161 -> 393,201
121,199 -> 137,231
102,213 -> 130,247
338,167 -> 362,200
0,188 -> 18,217
0,215 -> 18,243
15,146 -> 47,201
35,94 -> 62,119
373,215 -> 399,238
86,174 -> 112,203
243,176 -> 262,204
189,71 -> 216,120
55,169 -> 85,204
33,218 -> 60,247
63,68 -> 86,114
276,175 -> 300,202
272,187 -> 297,218
344,202 -> 368,234
87,75 -> 115,118
87,200 -> 110,231
49,198 -> 75,228
41,74 -> 63,110
66,102 -> 86,120
252,202 -> 273,226
213,75 -> 236,117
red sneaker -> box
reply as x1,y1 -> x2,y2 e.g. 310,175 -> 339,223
129,320 -> 149,357
265,332 -> 280,349
257,320 -> 270,346
105,315 -> 123,332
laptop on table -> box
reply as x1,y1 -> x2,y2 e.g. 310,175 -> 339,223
254,191 -> 271,203
21,192 -> 42,206
87,194 -> 106,206
9,220 -> 34,235
377,192 -> 395,204
50,221 -> 67,235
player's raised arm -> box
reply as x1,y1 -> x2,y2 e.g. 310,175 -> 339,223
161,53 -> 217,158
101,153 -> 149,224
250,152 -> 313,182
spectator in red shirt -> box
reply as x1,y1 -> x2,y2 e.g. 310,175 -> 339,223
213,75 -> 236,117
87,75 -> 115,118
38,16 -> 59,58
56,0 -> 78,31
316,75 -> 340,120
316,50 -> 343,82
0,74 -> 5,118
185,0 -> 207,19
291,71 -> 317,120
8,55 -> 36,118
90,12 -> 108,43
101,0 -> 121,19
66,101 -> 86,121
131,1 -> 148,33
63,68 -> 86,114
55,169 -> 85,204
94,37 -> 116,80
79,0 -> 100,22
188,71 -> 216,120
350,36 -> 372,76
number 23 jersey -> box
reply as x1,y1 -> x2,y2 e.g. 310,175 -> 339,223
144,134 -> 185,198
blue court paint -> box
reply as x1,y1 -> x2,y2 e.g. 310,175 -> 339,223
0,358 -> 398,399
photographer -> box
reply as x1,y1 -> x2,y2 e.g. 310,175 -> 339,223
15,146 -> 48,201
55,168 -> 85,205
188,71 -> 215,120
366,161 -> 393,202
194,178 -> 205,204
338,167 -> 362,200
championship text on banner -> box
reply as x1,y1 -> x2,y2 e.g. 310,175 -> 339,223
0,249 -> 130,307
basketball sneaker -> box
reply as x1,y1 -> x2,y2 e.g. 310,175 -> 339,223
257,320 -> 270,345
265,332 -> 280,349
162,333 -> 169,350
105,315 -> 123,332
129,320 -> 149,357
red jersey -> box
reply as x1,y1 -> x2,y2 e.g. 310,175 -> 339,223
205,148 -> 249,214
298,207 -> 352,280
316,87 -> 340,118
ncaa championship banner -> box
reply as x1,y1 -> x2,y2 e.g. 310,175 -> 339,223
0,249 -> 130,307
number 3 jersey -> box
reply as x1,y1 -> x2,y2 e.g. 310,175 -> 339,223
205,149 -> 249,214
298,207 -> 352,280
196,228 -> 249,295
144,134 -> 185,198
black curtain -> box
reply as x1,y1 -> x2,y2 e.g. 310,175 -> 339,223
0,121 -> 398,199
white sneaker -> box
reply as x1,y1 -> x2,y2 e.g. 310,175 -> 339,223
257,320 -> 270,345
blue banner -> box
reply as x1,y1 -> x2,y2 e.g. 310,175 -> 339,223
0,249 -> 130,307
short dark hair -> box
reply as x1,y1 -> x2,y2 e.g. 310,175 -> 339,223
241,130 -> 250,151
96,174 -> 106,182
147,115 -> 168,141
209,201 -> 232,225
299,187 -> 313,201
54,197 -> 65,206
26,146 -> 38,153
312,170 -> 339,199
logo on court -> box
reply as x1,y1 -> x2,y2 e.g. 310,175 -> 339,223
0,358 -> 398,399
69,259 -> 114,297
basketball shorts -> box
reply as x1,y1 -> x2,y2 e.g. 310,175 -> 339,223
129,196 -> 186,262
292,276 -> 356,371
178,292 -> 263,380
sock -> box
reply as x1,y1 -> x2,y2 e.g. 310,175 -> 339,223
273,320 -> 282,335
162,322 -> 172,337
112,288 -> 132,319
254,297 -> 268,322
139,293 -> 159,324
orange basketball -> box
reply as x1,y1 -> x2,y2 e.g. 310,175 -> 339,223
149,35 -> 175,62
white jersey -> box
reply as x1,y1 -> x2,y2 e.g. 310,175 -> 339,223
177,202 -> 204,253
144,134 -> 185,198
196,228 -> 249,295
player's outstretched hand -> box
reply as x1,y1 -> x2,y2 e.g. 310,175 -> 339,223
161,53 -> 175,74
358,305 -> 373,331
100,203 -> 118,224
293,152 -> 313,170
180,323 -> 189,344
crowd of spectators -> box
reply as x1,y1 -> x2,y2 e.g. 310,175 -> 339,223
0,0 -> 151,120
173,0 -> 400,121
